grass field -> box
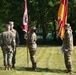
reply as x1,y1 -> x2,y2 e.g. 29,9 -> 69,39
0,46 -> 76,75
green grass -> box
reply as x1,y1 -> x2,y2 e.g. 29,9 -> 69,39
0,46 -> 76,75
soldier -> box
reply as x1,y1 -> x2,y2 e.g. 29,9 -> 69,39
27,27 -> 37,70
1,24 -> 15,70
9,21 -> 20,68
61,23 -> 73,74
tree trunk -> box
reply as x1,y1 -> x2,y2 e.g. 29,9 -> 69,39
53,20 -> 56,41
42,25 -> 47,43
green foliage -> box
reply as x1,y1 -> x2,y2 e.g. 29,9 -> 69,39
0,0 -> 76,44
0,0 -> 23,32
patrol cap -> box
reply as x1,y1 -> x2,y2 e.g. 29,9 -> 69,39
30,26 -> 36,30
64,23 -> 70,27
9,21 -> 14,25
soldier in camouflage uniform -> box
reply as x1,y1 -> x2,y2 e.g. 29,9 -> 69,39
62,23 -> 73,74
9,21 -> 20,68
1,24 -> 15,70
27,27 -> 37,70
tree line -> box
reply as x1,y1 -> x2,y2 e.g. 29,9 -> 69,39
0,0 -> 76,45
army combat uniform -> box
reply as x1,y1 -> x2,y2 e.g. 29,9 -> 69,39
27,27 -> 37,70
10,29 -> 20,68
1,30 -> 15,70
62,24 -> 73,73
9,21 -> 20,68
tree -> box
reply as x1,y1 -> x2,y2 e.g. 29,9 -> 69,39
0,0 -> 76,45
68,0 -> 76,45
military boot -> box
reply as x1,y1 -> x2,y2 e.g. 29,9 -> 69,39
65,69 -> 73,74
68,70 -> 73,74
5,66 -> 8,70
8,66 -> 12,70
32,63 -> 36,71
12,64 -> 15,68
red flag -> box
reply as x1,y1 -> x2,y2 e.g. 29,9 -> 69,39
23,0 -> 28,32
57,0 -> 68,39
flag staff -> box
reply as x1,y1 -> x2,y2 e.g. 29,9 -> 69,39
23,0 -> 29,67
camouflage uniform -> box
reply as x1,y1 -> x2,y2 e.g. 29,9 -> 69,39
62,23 -> 73,73
9,21 -> 20,68
27,27 -> 37,70
1,30 -> 15,70
11,29 -> 20,67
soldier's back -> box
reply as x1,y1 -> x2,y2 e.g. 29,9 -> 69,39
63,29 -> 73,51
1,31 -> 14,45
11,29 -> 16,37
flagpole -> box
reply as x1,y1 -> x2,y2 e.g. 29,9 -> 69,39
23,0 -> 29,67
25,0 -> 29,67
24,32 -> 29,67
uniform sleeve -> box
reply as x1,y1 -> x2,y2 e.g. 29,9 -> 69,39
31,33 -> 37,43
16,31 -> 20,45
0,33 -> 3,48
65,31 -> 70,42
63,30 -> 71,46
26,33 -> 31,45
34,34 -> 37,41
11,36 -> 15,48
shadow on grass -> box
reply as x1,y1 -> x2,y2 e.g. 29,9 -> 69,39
0,67 -> 4,70
0,66 -> 76,74
15,67 -> 65,73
